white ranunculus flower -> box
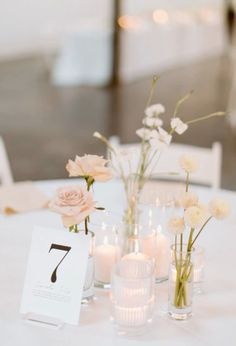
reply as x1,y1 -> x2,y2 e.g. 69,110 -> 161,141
181,191 -> 199,209
136,127 -> 153,140
171,117 -> 188,135
179,155 -> 199,174
145,104 -> 165,117
208,198 -> 230,219
142,117 -> 163,128
167,216 -> 185,235
184,206 -> 207,229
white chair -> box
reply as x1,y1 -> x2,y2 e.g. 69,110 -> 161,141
0,136 -> 13,185
108,136 -> 222,189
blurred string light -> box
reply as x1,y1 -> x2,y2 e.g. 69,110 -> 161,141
171,10 -> 195,25
118,7 -> 221,31
198,8 -> 220,24
118,15 -> 141,30
153,9 -> 169,25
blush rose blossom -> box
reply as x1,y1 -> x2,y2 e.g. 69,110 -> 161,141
49,185 -> 96,227
66,154 -> 113,182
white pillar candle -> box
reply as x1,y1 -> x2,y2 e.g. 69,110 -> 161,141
94,238 -> 118,284
141,231 -> 169,279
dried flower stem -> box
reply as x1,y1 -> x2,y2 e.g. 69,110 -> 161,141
173,90 -> 193,118
186,111 -> 225,125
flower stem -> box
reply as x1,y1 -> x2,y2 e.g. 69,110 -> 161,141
173,90 -> 193,118
145,75 -> 159,108
187,228 -> 194,252
186,112 -> 225,125
85,217 -> 89,235
186,172 -> 189,192
190,216 -> 212,248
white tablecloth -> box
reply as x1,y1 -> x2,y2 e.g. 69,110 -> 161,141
0,179 -> 236,346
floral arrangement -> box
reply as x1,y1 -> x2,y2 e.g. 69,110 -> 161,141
49,154 -> 112,234
93,77 -> 225,227
167,155 -> 230,310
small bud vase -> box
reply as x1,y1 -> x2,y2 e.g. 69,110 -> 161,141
81,230 -> 95,304
168,244 -> 194,320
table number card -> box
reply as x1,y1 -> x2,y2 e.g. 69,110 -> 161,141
20,226 -> 90,326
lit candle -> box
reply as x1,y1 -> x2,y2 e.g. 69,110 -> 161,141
94,237 -> 118,284
111,256 -> 155,328
121,252 -> 150,279
122,252 -> 148,261
141,231 -> 169,280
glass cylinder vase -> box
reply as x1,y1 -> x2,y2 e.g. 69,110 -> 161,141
118,223 -> 157,268
193,246 -> 205,294
81,230 -> 95,304
111,257 -> 155,335
138,203 -> 173,283
168,244 -> 194,320
90,211 -> 122,289
123,174 -> 141,228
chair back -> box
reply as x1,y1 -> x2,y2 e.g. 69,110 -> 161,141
108,136 -> 222,189
0,136 -> 13,185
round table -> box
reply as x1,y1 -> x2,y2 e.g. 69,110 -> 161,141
0,179 -> 235,346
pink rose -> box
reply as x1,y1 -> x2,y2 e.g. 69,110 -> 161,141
66,154 -> 113,182
49,185 -> 96,227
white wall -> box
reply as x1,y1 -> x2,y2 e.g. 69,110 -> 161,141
0,0 -> 112,58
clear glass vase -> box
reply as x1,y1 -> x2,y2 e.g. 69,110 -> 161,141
111,257 -> 155,335
89,210 -> 122,289
168,244 -> 194,320
123,174 -> 141,230
118,224 -> 157,267
138,203 -> 172,283
193,246 -> 205,294
81,231 -> 95,304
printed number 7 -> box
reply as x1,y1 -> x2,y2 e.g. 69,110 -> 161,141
49,244 -> 71,283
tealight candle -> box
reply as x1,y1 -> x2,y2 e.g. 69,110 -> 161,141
121,252 -> 150,279
122,252 -> 148,261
